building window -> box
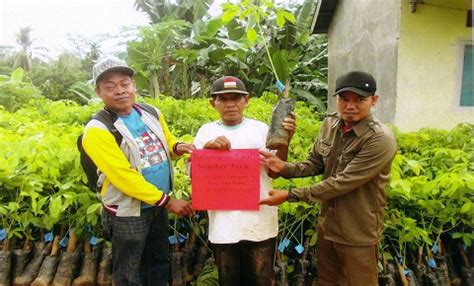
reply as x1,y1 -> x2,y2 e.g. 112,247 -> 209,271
460,44 -> 473,107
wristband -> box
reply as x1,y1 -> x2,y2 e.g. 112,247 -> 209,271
173,142 -> 185,155
156,193 -> 170,207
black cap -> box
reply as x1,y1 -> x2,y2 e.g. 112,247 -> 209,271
333,71 -> 376,97
211,76 -> 249,96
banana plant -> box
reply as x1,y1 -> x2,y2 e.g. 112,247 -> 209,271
128,20 -> 193,98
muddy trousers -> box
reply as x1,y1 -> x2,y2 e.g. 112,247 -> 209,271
212,237 -> 276,286
317,230 -> 378,286
102,207 -> 170,286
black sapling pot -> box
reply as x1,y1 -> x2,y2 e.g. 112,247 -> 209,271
461,266 -> 474,285
12,247 -> 31,279
13,242 -> 50,286
31,235 -> 60,286
31,255 -> 59,286
182,231 -> 196,283
72,240 -> 100,286
170,244 -> 184,286
96,247 -> 112,286
0,250 -> 12,286
378,274 -> 396,286
193,243 -> 210,277
266,98 -> 295,150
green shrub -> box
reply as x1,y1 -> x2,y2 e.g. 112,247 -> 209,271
0,68 -> 42,112
0,96 -> 472,255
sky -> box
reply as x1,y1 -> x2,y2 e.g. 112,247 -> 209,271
0,0 -> 225,59
0,0 -> 153,58
0,0 -> 300,59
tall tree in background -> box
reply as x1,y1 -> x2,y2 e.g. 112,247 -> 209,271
12,27 -> 48,71
13,27 -> 33,71
67,34 -> 105,75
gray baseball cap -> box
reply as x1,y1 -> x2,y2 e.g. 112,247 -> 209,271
92,57 -> 134,85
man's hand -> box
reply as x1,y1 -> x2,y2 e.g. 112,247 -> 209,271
166,198 -> 193,216
203,136 -> 231,150
176,143 -> 196,155
259,150 -> 285,173
282,112 -> 296,138
258,190 -> 289,206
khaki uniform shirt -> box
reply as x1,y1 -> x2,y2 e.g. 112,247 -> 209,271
281,113 -> 397,246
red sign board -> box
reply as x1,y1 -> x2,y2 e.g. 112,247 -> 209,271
191,149 -> 260,210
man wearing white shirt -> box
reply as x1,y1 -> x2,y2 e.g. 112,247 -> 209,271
193,76 -> 295,286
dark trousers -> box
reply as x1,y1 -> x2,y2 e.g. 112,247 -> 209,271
102,207 -> 170,286
317,229 -> 378,286
212,237 -> 276,286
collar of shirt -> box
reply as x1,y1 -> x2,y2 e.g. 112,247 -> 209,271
332,113 -> 375,137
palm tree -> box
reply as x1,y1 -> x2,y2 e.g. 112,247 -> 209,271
13,27 -> 33,71
12,27 -> 48,71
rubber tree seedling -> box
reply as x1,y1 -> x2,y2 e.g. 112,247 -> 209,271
221,0 -> 298,149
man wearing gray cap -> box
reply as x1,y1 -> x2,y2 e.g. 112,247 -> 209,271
82,57 -> 195,285
259,71 -> 397,285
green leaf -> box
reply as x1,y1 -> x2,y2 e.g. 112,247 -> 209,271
304,229 -> 314,236
296,0 -> 317,32
10,68 -> 24,82
276,10 -> 285,28
49,196 -> 63,220
282,11 -> 296,23
463,233 -> 472,246
292,89 -> 326,112
272,50 -> 290,82
297,30 -> 310,45
460,201 -> 472,213
309,232 -> 317,246
225,18 -> 246,40
86,203 -> 102,215
246,27 -> 258,43
219,38 -> 248,52
203,18 -> 223,38
196,263 -> 219,286
193,224 -> 201,236
222,10 -> 238,23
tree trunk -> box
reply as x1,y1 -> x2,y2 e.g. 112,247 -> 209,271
162,55 -> 173,97
149,73 -> 161,99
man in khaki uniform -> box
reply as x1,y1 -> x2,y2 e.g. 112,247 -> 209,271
259,71 -> 397,285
